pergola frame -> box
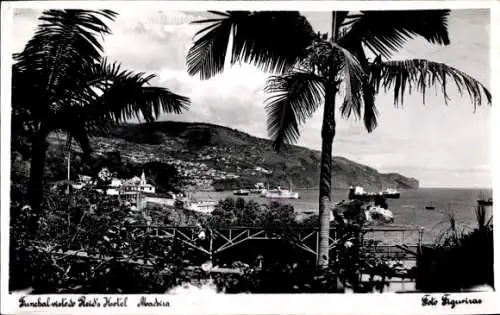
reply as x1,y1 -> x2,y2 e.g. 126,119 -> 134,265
131,225 -> 425,262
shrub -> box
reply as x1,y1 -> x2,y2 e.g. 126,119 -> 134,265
9,189 -> 206,293
416,209 -> 494,292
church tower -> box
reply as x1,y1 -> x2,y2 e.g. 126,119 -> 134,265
140,170 -> 147,186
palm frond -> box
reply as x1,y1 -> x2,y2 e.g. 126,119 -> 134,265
187,11 -> 315,79
332,11 -> 350,40
362,77 -> 378,132
140,86 -> 191,117
332,43 -> 365,121
51,103 -> 100,155
48,59 -> 190,146
264,72 -> 325,151
82,60 -> 191,124
186,13 -> 233,80
340,10 -> 450,58
64,121 -> 92,156
370,58 -> 491,109
13,9 -> 117,114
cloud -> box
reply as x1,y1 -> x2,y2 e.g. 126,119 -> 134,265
157,65 -> 269,137
103,10 -> 202,72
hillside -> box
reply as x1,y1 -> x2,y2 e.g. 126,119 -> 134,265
50,121 -> 419,190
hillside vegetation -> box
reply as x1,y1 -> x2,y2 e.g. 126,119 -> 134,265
48,121 -> 419,190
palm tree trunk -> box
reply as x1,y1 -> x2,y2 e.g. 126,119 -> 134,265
317,85 -> 337,267
28,129 -> 49,236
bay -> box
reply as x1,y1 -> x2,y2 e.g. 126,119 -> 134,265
190,188 -> 492,243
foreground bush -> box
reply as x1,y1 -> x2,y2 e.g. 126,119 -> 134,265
10,189 -> 205,293
416,207 -> 494,292
11,192 -> 403,293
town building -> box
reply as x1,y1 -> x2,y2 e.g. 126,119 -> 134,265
120,171 -> 156,194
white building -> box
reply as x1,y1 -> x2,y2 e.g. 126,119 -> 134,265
120,171 -> 156,194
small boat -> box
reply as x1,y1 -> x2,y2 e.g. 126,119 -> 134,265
233,189 -> 250,196
402,205 -> 416,209
425,205 -> 435,210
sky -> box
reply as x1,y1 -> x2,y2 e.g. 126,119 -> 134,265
11,8 -> 492,188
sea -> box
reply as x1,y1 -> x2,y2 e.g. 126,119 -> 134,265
190,188 -> 493,244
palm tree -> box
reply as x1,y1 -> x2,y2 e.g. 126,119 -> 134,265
12,10 -> 190,235
186,10 -> 491,267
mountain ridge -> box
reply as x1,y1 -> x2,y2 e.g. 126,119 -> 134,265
86,121 -> 419,190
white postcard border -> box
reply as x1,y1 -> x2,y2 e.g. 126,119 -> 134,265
1,1 -> 499,315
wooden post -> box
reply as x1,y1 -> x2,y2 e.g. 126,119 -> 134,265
66,149 -> 71,195
209,228 -> 213,262
316,231 -> 319,264
418,227 -> 424,254
66,148 -> 71,233
137,192 -> 141,211
143,226 -> 148,264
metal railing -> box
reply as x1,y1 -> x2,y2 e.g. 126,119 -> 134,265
130,225 -> 426,262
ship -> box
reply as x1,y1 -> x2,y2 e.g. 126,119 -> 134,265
380,188 -> 401,199
348,186 -> 375,201
477,198 -> 493,206
260,180 -> 299,199
348,186 -> 400,200
233,189 -> 250,196
477,192 -> 493,206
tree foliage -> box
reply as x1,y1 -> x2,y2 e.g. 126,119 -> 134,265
187,11 -> 316,79
13,10 -> 190,148
10,188 -> 205,293
12,9 -> 190,234
206,197 -> 297,230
